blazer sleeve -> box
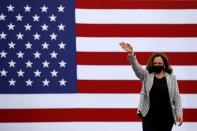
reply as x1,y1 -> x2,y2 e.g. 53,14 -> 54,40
128,54 -> 149,80
173,75 -> 183,117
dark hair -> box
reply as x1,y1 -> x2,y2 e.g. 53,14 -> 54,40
146,52 -> 173,74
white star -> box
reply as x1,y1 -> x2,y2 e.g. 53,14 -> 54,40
57,5 -> 65,12
25,42 -> 32,49
9,78 -> 16,86
17,69 -> 25,77
8,41 -> 15,49
50,51 -> 58,59
34,51 -> 41,58
0,50 -> 7,58
58,23 -> 65,31
43,79 -> 50,86
33,33 -> 41,40
0,32 -> 7,39
32,14 -> 40,21
41,23 -> 48,31
26,79 -> 33,86
50,69 -> 58,77
41,5 -> 48,12
0,13 -> 6,21
42,42 -> 49,49
24,23 -> 32,31
16,32 -> 24,40
34,70 -> 41,77
25,60 -> 33,68
59,79 -> 67,86
24,5 -> 31,12
8,60 -> 16,67
7,23 -> 15,30
58,42 -> 66,49
50,33 -> 57,40
15,14 -> 23,21
17,51 -> 24,58
7,4 -> 14,12
0,69 -> 7,77
59,60 -> 66,68
49,14 -> 56,22
42,60 -> 50,68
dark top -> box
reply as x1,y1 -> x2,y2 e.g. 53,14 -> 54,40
146,76 -> 174,122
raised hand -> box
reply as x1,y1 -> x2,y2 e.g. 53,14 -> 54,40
119,42 -> 134,55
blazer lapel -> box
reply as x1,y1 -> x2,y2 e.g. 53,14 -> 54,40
165,73 -> 173,102
146,73 -> 154,97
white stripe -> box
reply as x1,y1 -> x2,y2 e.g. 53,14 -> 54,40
0,122 -> 196,131
76,9 -> 197,24
0,94 -> 196,108
77,65 -> 197,80
76,37 -> 197,52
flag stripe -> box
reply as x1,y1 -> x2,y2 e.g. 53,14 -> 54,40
0,94 -> 196,108
75,1 -> 197,130
0,108 -> 196,122
78,80 -> 197,94
76,24 -> 197,37
78,65 -> 197,80
77,52 -> 197,65
0,122 -> 142,131
77,37 -> 197,52
0,122 -> 196,131
76,0 -> 197,9
76,9 -> 197,24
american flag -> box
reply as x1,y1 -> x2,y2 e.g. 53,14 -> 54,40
0,0 -> 197,131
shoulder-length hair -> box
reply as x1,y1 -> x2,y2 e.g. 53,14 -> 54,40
146,52 -> 173,74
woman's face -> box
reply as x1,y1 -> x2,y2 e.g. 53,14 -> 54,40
153,56 -> 164,66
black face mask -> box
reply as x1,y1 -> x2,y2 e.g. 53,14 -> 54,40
152,66 -> 164,73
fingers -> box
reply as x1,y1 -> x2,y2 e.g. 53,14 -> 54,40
119,42 -> 128,49
176,116 -> 180,122
119,42 -> 128,45
178,116 -> 183,122
176,116 -> 183,126
178,118 -> 183,126
119,42 -> 132,48
119,42 -> 127,47
119,42 -> 133,54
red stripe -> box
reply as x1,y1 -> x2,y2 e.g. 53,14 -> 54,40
0,108 -> 195,122
76,0 -> 197,9
78,80 -> 141,93
77,52 -> 197,65
78,80 -> 197,94
76,24 -> 197,37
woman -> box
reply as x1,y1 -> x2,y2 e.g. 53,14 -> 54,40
120,42 -> 183,131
